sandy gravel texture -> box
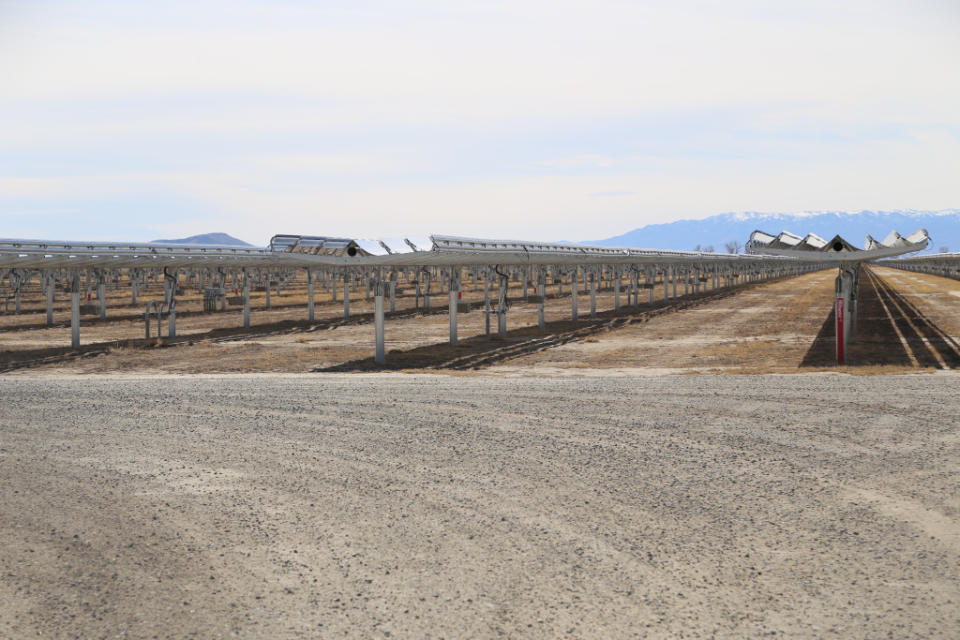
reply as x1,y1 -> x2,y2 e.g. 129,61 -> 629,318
1,373 -> 958,639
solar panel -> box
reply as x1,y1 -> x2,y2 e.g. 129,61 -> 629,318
747,228 -> 929,262
378,238 -> 415,254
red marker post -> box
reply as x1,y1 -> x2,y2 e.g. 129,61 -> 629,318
835,297 -> 845,364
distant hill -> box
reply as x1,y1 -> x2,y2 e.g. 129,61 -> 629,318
152,232 -> 253,247
590,210 -> 960,253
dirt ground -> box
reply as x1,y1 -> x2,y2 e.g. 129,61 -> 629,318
0,268 -> 793,373
1,374 -> 958,639
492,266 -> 960,374
2,266 -> 959,374
2,267 -> 959,639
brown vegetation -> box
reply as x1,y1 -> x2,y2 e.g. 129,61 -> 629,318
1,266 -> 959,375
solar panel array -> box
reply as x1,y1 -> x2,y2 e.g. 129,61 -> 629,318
1,233 -> 810,270
747,228 -> 929,262
882,249 -> 960,280
0,228 -> 911,361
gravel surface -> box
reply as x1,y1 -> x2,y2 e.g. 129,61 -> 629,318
1,373 -> 958,639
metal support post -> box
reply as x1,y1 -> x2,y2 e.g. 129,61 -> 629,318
374,281 -> 385,365
497,272 -> 508,337
168,299 -> 176,338
13,271 -> 21,314
219,271 -> 227,311
343,270 -> 350,319
483,269 -> 491,335
449,289 -> 458,344
242,268 -> 251,328
590,270 -> 597,317
265,272 -> 271,309
307,269 -> 315,322
144,301 -> 158,340
424,270 -> 431,310
449,272 -> 459,345
571,269 -> 579,321
614,268 -> 620,312
97,272 -> 106,320
46,272 -> 54,325
835,294 -> 846,364
537,269 -> 545,329
834,265 -> 859,365
70,271 -> 80,348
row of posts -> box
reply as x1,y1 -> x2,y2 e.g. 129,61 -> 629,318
886,260 -> 960,281
368,262 -> 816,364
1,261 -> 817,354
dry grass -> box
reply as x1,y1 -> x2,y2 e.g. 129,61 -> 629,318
3,267 -> 959,376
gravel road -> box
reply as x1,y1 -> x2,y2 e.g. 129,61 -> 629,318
1,373 -> 958,638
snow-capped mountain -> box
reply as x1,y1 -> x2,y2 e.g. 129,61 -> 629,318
590,210 -> 959,252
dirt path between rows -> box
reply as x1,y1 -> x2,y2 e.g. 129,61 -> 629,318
3,267 -> 959,375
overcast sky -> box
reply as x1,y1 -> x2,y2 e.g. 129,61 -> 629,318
1,0 -> 958,244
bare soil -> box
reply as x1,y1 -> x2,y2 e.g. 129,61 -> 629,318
1,271 -> 792,373
4,266 -> 957,375
3,268 -> 958,638
1,374 -> 958,639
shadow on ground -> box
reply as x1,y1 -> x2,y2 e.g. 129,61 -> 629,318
318,287 -> 747,372
800,267 -> 960,368
0,305 -> 450,373
0,277 -> 794,373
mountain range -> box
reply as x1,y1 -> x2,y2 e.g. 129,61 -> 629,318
591,210 -> 959,253
155,210 -> 958,254
152,232 -> 252,246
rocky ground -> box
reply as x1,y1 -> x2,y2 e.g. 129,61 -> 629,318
1,373 -> 958,639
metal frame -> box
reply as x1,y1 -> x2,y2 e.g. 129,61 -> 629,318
1,232 -> 841,360
748,227 -> 931,363
2,235 -> 804,270
746,228 -> 929,263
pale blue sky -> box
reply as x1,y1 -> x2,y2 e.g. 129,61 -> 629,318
1,0 -> 958,244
